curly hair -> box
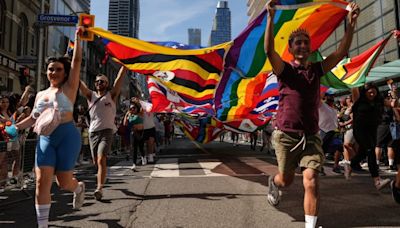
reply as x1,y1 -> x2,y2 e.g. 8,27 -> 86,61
288,28 -> 310,47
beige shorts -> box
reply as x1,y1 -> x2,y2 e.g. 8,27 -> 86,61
272,129 -> 324,174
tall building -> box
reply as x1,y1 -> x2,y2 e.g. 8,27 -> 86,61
108,0 -> 139,38
188,28 -> 201,46
208,1 -> 231,46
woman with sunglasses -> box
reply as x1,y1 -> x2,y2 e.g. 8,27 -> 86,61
14,27 -> 85,228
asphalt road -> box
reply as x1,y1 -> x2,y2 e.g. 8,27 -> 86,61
0,137 -> 399,228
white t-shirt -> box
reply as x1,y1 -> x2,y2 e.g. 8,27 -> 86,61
318,102 -> 338,133
87,91 -> 117,133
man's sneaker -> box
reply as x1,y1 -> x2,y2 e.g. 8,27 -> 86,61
131,164 -> 137,171
267,175 -> 281,206
375,178 -> 391,190
391,180 -> 400,204
389,165 -> 398,172
94,189 -> 103,201
73,182 -> 85,209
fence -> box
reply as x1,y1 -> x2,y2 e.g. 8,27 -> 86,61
0,132 -> 123,205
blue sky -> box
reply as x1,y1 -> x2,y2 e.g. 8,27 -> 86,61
91,0 -> 250,46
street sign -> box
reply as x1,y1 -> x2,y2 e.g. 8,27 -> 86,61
17,56 -> 38,65
37,14 -> 78,26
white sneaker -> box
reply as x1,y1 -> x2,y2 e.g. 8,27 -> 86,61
131,164 -> 136,170
141,156 -> 147,165
73,182 -> 85,209
375,178 -> 391,190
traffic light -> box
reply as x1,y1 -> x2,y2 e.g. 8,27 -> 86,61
78,14 -> 95,41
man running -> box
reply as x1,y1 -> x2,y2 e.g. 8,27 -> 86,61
264,1 -> 359,227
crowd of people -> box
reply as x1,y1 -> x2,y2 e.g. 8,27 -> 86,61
1,2 -> 400,227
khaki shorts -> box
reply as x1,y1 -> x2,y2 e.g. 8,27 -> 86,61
272,129 -> 324,174
89,129 -> 114,158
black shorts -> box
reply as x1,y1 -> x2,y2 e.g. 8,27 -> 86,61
376,124 -> 394,147
143,127 -> 156,141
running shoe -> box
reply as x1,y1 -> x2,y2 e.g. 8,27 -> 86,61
391,180 -> 400,204
375,178 -> 391,190
267,175 -> 281,206
94,189 -> 103,201
73,182 -> 85,209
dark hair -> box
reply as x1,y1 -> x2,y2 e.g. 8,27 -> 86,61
288,28 -> 310,47
0,95 -> 11,115
46,56 -> 71,80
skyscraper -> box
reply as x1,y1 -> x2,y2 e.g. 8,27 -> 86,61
208,1 -> 231,46
108,0 -> 140,38
188,28 -> 201,46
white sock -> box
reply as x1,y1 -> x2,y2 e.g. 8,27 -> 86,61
376,160 -> 380,165
36,204 -> 51,228
305,215 -> 317,228
73,184 -> 82,194
389,159 -> 394,166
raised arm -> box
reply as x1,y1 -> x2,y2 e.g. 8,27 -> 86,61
65,27 -> 83,101
351,87 -> 360,103
322,2 -> 360,73
110,66 -> 128,102
79,80 -> 92,102
264,0 -> 284,76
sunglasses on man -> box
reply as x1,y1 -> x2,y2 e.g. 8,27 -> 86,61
95,80 -> 106,85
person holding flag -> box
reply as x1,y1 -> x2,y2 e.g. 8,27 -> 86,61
264,0 -> 359,227
14,26 -> 85,228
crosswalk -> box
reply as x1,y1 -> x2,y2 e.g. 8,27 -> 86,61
108,156 -> 275,178
105,155 -> 399,179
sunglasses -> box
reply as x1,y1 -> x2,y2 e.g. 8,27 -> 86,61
95,80 -> 106,84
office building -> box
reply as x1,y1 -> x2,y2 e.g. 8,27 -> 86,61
208,1 -> 231,46
188,28 -> 201,46
108,0 -> 139,38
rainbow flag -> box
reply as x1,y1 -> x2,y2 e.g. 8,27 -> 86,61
66,40 -> 74,56
89,27 -> 230,105
215,0 -> 348,121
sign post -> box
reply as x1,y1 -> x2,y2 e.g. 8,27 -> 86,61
37,14 -> 79,26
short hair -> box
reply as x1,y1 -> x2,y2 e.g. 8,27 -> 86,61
288,28 -> 310,47
46,56 -> 71,76
96,74 -> 109,84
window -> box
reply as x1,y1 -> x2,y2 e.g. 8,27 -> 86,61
0,0 -> 5,49
17,14 -> 29,56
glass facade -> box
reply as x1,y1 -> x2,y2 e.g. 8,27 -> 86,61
47,0 -> 89,57
208,1 -> 231,46
108,0 -> 139,38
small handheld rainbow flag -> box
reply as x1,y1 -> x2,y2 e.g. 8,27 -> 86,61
66,40 -> 74,56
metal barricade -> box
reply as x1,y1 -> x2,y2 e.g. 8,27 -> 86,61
0,138 -> 34,207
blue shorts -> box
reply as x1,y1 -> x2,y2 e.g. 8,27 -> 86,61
36,122 -> 81,171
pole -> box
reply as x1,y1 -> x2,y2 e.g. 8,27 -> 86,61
36,0 -> 45,91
